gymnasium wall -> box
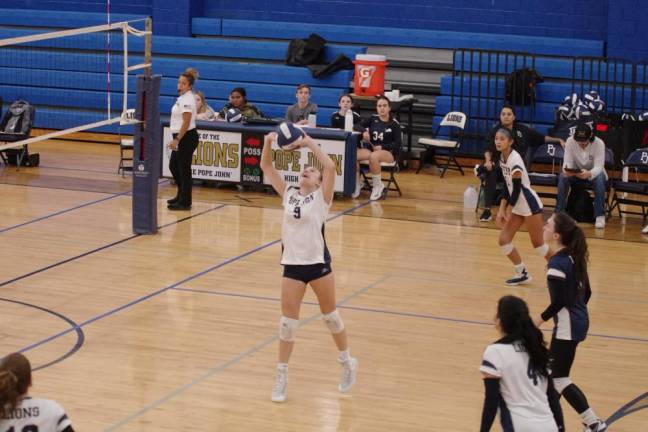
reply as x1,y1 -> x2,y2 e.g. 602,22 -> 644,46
203,0 -> 609,40
607,0 -> 648,62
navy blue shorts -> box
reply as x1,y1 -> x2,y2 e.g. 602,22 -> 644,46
283,263 -> 332,284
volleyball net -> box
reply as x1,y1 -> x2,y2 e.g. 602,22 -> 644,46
0,18 -> 152,153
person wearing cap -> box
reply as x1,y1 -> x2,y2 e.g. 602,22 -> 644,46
556,124 -> 608,229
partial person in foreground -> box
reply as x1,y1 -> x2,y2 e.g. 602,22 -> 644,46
480,295 -> 564,432
260,131 -> 358,403
0,353 -> 74,432
353,95 -> 402,200
167,67 -> 199,211
536,212 -> 607,432
555,124 -> 608,229
494,128 -> 550,285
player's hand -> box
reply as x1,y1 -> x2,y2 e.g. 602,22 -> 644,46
495,210 -> 506,228
167,139 -> 178,150
576,169 -> 591,180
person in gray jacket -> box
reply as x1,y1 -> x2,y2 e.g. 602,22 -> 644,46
285,84 -> 318,125
556,123 -> 607,229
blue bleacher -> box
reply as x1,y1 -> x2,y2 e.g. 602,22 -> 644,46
0,8 -> 361,133
191,18 -> 604,58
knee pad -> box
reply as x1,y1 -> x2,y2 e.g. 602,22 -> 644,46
322,310 -> 345,334
535,243 -> 549,257
278,316 -> 299,342
553,377 -> 572,394
500,243 -> 514,255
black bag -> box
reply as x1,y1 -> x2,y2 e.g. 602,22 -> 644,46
307,54 -> 353,78
505,68 -> 543,106
0,99 -> 35,141
285,33 -> 326,66
566,186 -> 594,223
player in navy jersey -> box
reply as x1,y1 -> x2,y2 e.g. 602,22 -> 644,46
260,131 -> 358,403
536,213 -> 607,432
0,353 -> 74,432
353,95 -> 402,200
480,295 -> 564,431
494,128 -> 551,285
330,94 -> 361,130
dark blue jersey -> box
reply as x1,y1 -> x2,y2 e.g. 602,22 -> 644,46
543,251 -> 591,342
330,110 -> 361,130
357,114 -> 402,155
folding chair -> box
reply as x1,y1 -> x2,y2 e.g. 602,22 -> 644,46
528,143 -> 565,208
608,147 -> 648,224
117,109 -> 135,176
417,111 -> 466,177
358,130 -> 404,200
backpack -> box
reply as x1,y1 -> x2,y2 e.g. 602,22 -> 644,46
505,68 -> 543,106
0,99 -> 34,141
285,33 -> 326,66
566,186 -> 594,223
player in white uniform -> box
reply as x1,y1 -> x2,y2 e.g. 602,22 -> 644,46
260,131 -> 358,403
0,353 -> 74,432
495,128 -> 550,285
480,296 -> 564,432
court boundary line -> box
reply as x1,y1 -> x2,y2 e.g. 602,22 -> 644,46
0,179 -> 170,234
15,201 -> 370,356
0,297 -> 84,371
0,203 -> 228,288
171,287 -> 648,344
103,274 -> 390,431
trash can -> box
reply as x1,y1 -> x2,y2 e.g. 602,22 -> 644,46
353,54 -> 388,97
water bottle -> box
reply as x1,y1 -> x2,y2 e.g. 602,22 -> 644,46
344,110 -> 354,131
463,185 -> 478,210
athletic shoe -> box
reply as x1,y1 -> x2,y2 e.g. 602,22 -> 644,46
338,357 -> 358,393
479,209 -> 492,222
351,178 -> 363,198
583,420 -> 607,432
370,182 -> 385,201
167,203 -> 191,211
505,269 -> 532,286
595,216 -> 605,229
166,196 -> 179,204
271,367 -> 288,403
642,224 -> 648,234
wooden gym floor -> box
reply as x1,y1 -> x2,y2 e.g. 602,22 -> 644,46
1,140 -> 646,431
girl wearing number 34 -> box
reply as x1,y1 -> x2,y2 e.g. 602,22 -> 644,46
260,131 -> 358,403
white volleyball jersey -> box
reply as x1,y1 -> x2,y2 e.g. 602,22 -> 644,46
500,149 -> 543,216
480,342 -> 558,432
281,186 -> 331,265
170,90 -> 197,133
0,397 -> 72,432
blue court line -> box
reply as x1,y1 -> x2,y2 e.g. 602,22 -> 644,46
0,203 -> 228,289
0,297 -> 84,372
38,165 -> 118,174
171,287 -> 648,344
0,189 -> 130,234
104,274 -> 389,431
17,201 -> 370,356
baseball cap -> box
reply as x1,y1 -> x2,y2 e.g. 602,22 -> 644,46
574,123 -> 593,142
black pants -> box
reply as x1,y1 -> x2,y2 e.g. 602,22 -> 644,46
169,129 -> 199,206
549,337 -> 578,378
479,165 -> 503,208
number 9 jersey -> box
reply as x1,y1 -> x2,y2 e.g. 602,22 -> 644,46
281,185 -> 331,265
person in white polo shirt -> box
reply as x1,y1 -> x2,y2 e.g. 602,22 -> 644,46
167,68 -> 199,211
556,124 -> 607,228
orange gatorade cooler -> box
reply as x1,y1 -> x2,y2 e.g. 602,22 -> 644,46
353,54 -> 388,96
